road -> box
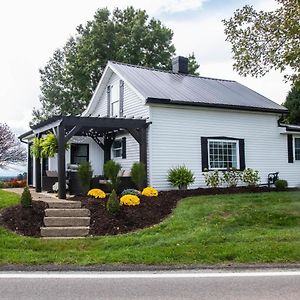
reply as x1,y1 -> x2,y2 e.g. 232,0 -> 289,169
0,270 -> 299,299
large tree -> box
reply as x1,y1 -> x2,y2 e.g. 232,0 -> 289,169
0,124 -> 27,169
283,82 -> 300,124
33,7 -> 199,124
222,0 -> 300,82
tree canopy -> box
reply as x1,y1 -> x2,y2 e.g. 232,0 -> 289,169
283,82 -> 300,124
0,124 -> 27,169
222,0 -> 300,82
33,7 -> 199,124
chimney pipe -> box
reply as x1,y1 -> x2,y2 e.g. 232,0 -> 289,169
172,56 -> 188,74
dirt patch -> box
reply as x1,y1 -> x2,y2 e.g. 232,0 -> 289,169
0,186 -> 281,237
0,201 -> 48,237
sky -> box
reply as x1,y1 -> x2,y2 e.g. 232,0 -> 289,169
0,0 -> 291,175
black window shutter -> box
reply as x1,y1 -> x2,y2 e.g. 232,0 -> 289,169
239,139 -> 246,170
287,134 -> 293,163
122,137 -> 126,159
119,80 -> 124,117
107,86 -> 111,117
201,137 -> 208,171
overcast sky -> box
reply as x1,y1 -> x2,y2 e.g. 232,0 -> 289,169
0,0 -> 291,175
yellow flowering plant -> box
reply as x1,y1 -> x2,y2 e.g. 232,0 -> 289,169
120,194 -> 140,206
141,187 -> 158,197
87,188 -> 106,199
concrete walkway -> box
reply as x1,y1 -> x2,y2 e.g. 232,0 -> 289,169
3,188 -> 76,204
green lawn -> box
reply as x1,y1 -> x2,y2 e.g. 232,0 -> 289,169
0,189 -> 299,265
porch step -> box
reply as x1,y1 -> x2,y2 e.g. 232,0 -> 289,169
44,217 -> 90,227
45,208 -> 90,217
41,226 -> 90,237
47,201 -> 81,209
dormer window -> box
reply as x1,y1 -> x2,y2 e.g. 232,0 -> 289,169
110,83 -> 120,117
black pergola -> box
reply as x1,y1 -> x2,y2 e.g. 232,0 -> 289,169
31,116 -> 149,199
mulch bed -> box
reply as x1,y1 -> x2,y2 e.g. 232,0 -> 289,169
0,201 -> 48,237
0,186 -> 284,237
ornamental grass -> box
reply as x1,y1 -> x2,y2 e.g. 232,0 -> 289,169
142,187 -> 158,197
120,194 -> 140,206
87,188 -> 106,199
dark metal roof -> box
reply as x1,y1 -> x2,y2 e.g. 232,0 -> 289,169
110,61 -> 287,113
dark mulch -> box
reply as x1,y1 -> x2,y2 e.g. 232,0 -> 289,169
78,186 -> 277,236
0,201 -> 48,237
0,186 -> 289,237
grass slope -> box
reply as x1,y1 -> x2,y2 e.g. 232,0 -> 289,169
0,190 -> 299,265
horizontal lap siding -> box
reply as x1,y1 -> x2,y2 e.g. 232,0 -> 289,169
149,105 -> 300,190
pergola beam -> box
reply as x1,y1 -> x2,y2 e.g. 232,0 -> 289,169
57,124 -> 67,199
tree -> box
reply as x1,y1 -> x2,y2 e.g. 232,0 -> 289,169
33,7 -> 200,124
283,82 -> 300,124
222,0 -> 300,82
0,124 -> 27,169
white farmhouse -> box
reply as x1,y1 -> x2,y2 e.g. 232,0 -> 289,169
20,57 -> 300,198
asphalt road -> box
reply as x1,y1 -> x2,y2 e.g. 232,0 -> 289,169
0,271 -> 299,300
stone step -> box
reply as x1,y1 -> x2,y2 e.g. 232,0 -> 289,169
45,208 -> 90,217
42,237 -> 85,240
44,217 -> 90,227
41,226 -> 89,237
47,201 -> 81,209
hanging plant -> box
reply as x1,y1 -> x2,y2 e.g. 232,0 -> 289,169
40,133 -> 70,158
31,137 -> 44,158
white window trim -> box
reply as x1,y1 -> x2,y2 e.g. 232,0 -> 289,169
294,136 -> 300,161
207,139 -> 240,170
112,139 -> 122,158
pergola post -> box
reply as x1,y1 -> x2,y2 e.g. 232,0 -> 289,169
35,156 -> 41,192
57,124 -> 66,199
139,127 -> 148,186
103,134 -> 115,163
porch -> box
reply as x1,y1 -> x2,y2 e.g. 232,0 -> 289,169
21,115 -> 149,199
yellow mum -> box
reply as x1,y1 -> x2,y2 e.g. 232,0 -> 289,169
120,194 -> 140,206
87,188 -> 106,199
142,187 -> 158,197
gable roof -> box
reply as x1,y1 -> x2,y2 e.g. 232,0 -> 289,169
109,61 -> 287,114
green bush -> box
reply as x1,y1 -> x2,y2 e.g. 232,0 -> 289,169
106,189 -> 120,215
0,181 -> 5,188
21,186 -> 32,208
242,168 -> 260,186
121,189 -> 140,196
203,170 -> 222,188
168,165 -> 195,190
222,168 -> 242,187
275,179 -> 288,191
130,162 -> 146,190
104,160 -> 121,190
78,161 -> 93,194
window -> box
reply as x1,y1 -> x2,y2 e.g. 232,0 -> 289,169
110,84 -> 120,117
112,140 -> 122,158
70,144 -> 89,164
208,139 -> 239,169
295,138 -> 300,160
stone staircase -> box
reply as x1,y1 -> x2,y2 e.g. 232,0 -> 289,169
41,200 -> 90,239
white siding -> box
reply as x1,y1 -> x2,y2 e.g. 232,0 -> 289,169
148,105 -> 300,190
91,72 -> 149,119
112,133 -> 140,175
48,136 -> 103,176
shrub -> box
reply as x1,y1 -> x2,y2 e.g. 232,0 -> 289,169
167,165 -> 195,190
6,179 -> 26,188
222,168 -> 242,187
103,160 -> 121,190
121,189 -> 140,196
106,189 -> 120,215
87,188 -> 106,199
21,186 -> 32,208
120,194 -> 140,206
0,181 -> 4,188
275,179 -> 288,191
203,170 -> 222,188
130,162 -> 146,190
242,168 -> 260,186
78,161 -> 93,194
142,187 -> 158,197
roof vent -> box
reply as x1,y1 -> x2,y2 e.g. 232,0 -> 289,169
172,56 -> 189,74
